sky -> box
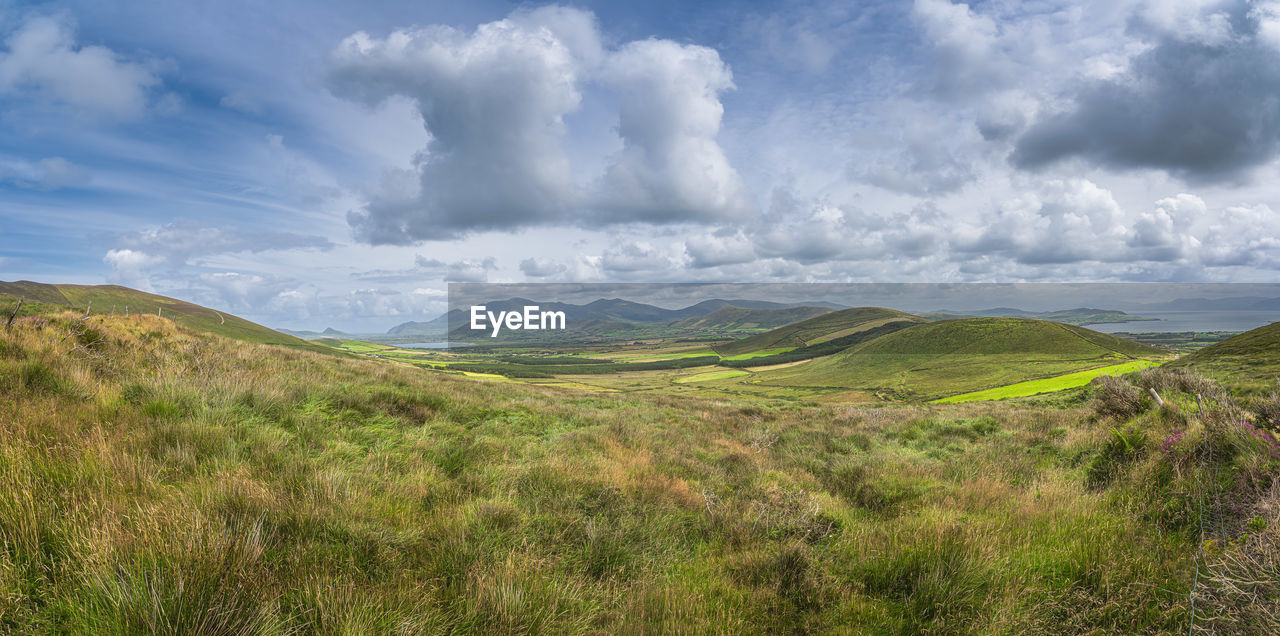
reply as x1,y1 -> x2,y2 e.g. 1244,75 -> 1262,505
2,0 -> 1279,332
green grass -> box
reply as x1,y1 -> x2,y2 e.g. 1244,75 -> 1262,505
933,360 -> 1161,403
759,318 -> 1166,400
669,305 -> 832,331
713,307 -> 925,357
673,369 -> 750,383
0,281 -> 331,355
720,347 -> 793,361
3,312 -> 1275,632
1171,320 -> 1280,393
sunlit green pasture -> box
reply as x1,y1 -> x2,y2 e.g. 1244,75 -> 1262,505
932,359 -> 1162,403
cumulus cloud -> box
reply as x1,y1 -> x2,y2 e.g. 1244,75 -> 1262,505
329,7 -> 750,242
519,257 -> 567,278
595,39 -> 752,223
0,15 -> 162,118
684,230 -> 756,268
444,257 -> 497,282
911,0 -> 1013,98
1013,1 -> 1280,181
600,241 -> 684,276
329,10 -> 586,242
102,248 -> 164,288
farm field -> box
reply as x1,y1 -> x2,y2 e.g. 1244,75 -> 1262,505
933,359 -> 1162,403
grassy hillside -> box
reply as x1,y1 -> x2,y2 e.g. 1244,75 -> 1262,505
0,280 -> 328,354
669,305 -> 831,331
713,307 -> 926,357
759,318 -> 1166,400
1172,320 -> 1280,392
5,312 -> 1272,631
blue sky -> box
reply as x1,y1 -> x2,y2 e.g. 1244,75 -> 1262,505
2,0 -> 1279,331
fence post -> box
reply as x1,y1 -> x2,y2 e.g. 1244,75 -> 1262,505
1148,388 -> 1164,408
5,299 -> 21,330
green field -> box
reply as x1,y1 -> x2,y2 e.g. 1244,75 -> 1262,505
720,347 -> 793,361
933,360 -> 1162,403
673,368 -> 750,383
756,318 -> 1166,400
712,307 -> 924,356
1171,320 -> 1280,393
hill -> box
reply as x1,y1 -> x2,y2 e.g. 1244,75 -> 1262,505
756,317 -> 1166,400
669,305 -> 831,331
713,307 -> 926,357
929,307 -> 1157,326
0,280 -> 326,353
0,308 -> 1224,632
1171,320 -> 1280,392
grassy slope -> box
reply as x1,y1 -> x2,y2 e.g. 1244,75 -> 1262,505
760,318 -> 1166,400
1172,321 -> 1280,392
0,280 -> 330,355
933,360 -> 1161,403
669,306 -> 832,331
713,307 -> 925,357
0,312 -> 1234,632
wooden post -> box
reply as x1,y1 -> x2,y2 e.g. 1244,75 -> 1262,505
1148,388 -> 1164,408
1196,393 -> 1204,414
5,299 -> 21,330
83,301 -> 92,318
157,307 -> 162,317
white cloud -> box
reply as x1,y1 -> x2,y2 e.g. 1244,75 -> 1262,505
0,15 -> 162,118
595,39 -> 753,223
685,230 -> 756,268
329,11 -> 586,241
0,156 -> 90,190
329,7 -> 752,242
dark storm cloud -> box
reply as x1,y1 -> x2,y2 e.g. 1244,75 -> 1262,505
1013,5 -> 1280,181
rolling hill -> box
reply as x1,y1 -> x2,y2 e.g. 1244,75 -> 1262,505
390,297 -> 844,339
1171,320 -> 1280,391
669,305 -> 832,331
927,307 -> 1158,326
755,317 -> 1166,400
712,307 -> 927,357
0,280 -> 328,353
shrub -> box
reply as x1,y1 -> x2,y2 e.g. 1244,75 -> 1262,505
1091,375 -> 1146,420
1086,427 -> 1146,487
18,361 -> 62,396
1133,367 -> 1220,399
1251,392 -> 1280,432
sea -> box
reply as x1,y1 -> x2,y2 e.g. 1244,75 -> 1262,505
1090,310 -> 1279,334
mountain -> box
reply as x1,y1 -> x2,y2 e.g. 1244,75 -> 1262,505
420,296 -> 846,340
755,317 -> 1165,400
930,307 -> 1157,326
669,305 -> 832,331
1171,320 -> 1280,391
0,280 -> 327,353
713,307 -> 926,357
